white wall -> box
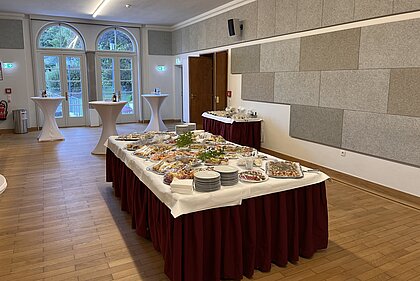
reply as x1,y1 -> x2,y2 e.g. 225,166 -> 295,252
0,16 -> 35,130
178,12 -> 420,197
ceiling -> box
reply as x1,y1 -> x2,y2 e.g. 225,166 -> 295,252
0,0 -> 236,26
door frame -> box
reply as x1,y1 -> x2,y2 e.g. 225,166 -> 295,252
95,52 -> 138,124
36,50 -> 88,127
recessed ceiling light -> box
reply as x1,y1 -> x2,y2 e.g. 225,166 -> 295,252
92,0 -> 112,18
125,4 -> 132,8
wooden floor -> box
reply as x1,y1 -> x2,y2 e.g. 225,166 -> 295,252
0,124 -> 419,281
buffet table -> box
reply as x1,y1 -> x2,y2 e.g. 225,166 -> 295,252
202,112 -> 262,150
106,137 -> 329,281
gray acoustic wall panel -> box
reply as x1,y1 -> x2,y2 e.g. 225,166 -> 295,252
342,111 -> 420,167
0,19 -> 24,49
354,0 -> 393,20
205,16 -> 218,49
296,0 -> 323,31
231,45 -> 260,74
181,27 -> 190,53
275,0 -> 297,35
148,30 -> 172,56
188,25 -> 199,52
300,28 -> 361,71
274,72 -> 320,106
393,0 -> 420,13
319,70 -> 390,113
290,105 -> 344,147
260,39 -> 300,72
388,68 -> 420,117
235,2 -> 259,42
359,18 -> 420,69
195,21 -> 207,51
322,0 -> 355,26
257,0 -> 276,38
242,73 -> 274,102
172,29 -> 182,55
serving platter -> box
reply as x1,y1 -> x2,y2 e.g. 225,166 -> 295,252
266,161 -> 304,179
238,170 -> 268,183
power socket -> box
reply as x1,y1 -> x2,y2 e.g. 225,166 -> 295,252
340,150 -> 346,157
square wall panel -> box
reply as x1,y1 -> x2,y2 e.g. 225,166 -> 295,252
322,0 -> 355,26
257,0 -> 276,38
393,0 -> 420,13
300,28 -> 361,71
342,111 -> 420,167
274,72 -> 320,106
275,0 -> 297,35
359,18 -> 420,69
320,70 -> 390,113
242,73 -> 274,102
231,45 -> 261,74
388,68 -> 420,117
290,105 -> 344,147
296,0 -> 323,31
260,38 -> 300,72
354,0 -> 393,20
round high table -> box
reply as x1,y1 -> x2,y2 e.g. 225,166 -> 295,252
31,97 -> 65,142
142,94 -> 168,132
89,101 -> 127,155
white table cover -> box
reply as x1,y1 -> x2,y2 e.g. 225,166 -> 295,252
31,97 -> 65,142
202,112 -> 263,124
106,137 -> 329,218
142,94 -> 168,132
89,101 -> 127,155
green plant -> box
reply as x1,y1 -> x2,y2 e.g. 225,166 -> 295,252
197,148 -> 225,161
176,132 -> 194,147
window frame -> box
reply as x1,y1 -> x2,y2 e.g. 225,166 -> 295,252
37,22 -> 86,51
96,27 -> 136,53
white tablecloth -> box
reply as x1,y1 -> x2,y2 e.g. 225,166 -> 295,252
106,137 -> 329,218
202,112 -> 263,124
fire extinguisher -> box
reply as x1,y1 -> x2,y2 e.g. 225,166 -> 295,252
0,100 -> 8,120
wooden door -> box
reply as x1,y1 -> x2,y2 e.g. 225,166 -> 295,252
189,56 -> 213,128
214,51 -> 228,111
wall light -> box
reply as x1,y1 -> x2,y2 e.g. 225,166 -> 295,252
156,65 -> 167,72
92,0 -> 112,18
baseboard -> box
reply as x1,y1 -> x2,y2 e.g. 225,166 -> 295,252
260,147 -> 420,210
0,127 -> 39,134
140,119 -> 181,123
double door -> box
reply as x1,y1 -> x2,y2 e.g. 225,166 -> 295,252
97,55 -> 136,123
40,53 -> 87,127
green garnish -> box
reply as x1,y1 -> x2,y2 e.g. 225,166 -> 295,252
197,148 -> 225,161
176,132 -> 194,147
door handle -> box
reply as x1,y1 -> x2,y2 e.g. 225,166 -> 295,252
191,94 -> 196,98
65,92 -> 68,101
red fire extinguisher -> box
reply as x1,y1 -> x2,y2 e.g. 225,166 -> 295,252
0,100 -> 8,120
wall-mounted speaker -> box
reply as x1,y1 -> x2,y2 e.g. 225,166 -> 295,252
228,18 -> 243,37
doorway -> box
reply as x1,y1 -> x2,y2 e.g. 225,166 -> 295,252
96,55 -> 137,123
175,65 -> 184,122
188,51 -> 228,128
40,53 -> 87,127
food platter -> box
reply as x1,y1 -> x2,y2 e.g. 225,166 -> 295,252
238,170 -> 268,183
266,161 -> 304,179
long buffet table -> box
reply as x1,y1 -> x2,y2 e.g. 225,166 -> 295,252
202,112 -> 262,150
106,137 -> 329,281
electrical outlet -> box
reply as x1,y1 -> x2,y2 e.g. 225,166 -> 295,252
340,150 -> 346,157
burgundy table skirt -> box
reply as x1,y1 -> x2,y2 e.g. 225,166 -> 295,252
202,117 -> 262,150
106,149 -> 328,281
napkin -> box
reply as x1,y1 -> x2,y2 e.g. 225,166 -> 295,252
170,178 -> 193,195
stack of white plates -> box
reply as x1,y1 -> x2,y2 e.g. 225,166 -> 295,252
175,124 -> 189,135
214,165 -> 239,186
186,123 -> 196,131
194,171 -> 221,192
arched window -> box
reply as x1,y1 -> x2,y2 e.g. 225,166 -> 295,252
38,23 -> 84,50
97,28 -> 135,52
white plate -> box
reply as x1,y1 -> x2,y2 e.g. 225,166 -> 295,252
213,165 -> 238,174
238,170 -> 269,183
194,171 -> 220,180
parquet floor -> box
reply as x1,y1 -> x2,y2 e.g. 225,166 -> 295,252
0,124 -> 419,281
